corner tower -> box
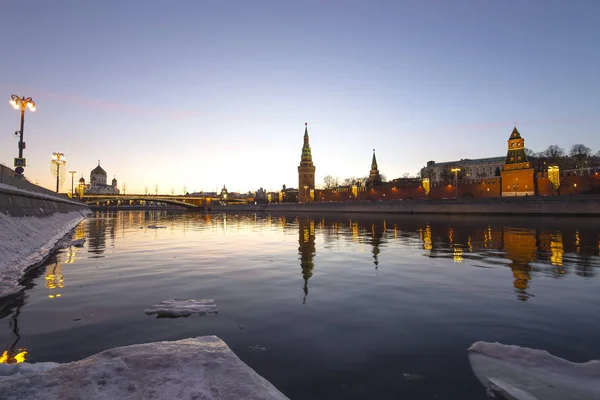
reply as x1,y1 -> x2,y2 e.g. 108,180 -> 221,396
501,126 -> 534,196
367,149 -> 382,187
298,123 -> 316,203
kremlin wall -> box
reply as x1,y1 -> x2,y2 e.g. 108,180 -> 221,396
297,125 -> 600,204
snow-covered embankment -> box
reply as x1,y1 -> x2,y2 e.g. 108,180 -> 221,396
0,208 -> 90,299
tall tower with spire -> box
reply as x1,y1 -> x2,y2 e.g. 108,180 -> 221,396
501,126 -> 534,196
367,149 -> 382,187
298,123 -> 316,203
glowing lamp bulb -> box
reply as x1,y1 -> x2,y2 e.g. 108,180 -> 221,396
9,99 -> 16,106
12,103 -> 20,110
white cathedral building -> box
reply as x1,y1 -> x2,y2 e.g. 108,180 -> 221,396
79,162 -> 120,195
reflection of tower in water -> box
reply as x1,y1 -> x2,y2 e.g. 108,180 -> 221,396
298,217 -> 316,304
502,227 -> 537,301
370,222 -> 385,268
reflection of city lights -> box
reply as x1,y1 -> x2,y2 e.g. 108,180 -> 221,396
423,225 -> 432,251
0,350 -> 28,364
575,230 -> 581,254
453,246 -> 463,263
550,233 -> 564,267
484,225 -> 492,248
45,262 -> 64,290
467,236 -> 473,253
393,224 -> 397,239
352,222 -> 359,243
448,228 -> 454,244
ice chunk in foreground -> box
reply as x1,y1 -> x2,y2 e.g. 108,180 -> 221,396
145,299 -> 218,317
468,341 -> 600,400
0,336 -> 288,400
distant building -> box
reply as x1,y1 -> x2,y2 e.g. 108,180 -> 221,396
298,123 -> 316,203
80,162 -> 119,194
421,156 -> 505,183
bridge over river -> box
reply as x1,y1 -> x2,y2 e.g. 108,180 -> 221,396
82,194 -> 249,210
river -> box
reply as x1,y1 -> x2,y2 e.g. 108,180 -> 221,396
1,211 -> 600,399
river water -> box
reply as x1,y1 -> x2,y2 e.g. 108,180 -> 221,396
1,211 -> 600,399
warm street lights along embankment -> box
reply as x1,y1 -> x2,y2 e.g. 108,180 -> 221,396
9,95 -> 36,176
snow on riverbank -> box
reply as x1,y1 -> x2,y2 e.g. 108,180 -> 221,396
0,336 -> 289,400
468,341 -> 600,400
0,210 -> 89,299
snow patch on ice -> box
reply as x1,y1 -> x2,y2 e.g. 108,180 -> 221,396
468,341 -> 600,400
0,362 -> 59,378
0,336 -> 288,400
145,299 -> 218,317
0,210 -> 89,299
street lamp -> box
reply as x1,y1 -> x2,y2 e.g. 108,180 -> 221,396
451,168 -> 461,198
51,153 -> 66,193
9,95 -> 36,176
512,182 -> 519,196
69,171 -> 77,198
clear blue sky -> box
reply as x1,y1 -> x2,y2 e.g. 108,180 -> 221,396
1,0 -> 598,194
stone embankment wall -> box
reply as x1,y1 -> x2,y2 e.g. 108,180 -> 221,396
207,196 -> 600,216
0,164 -> 89,217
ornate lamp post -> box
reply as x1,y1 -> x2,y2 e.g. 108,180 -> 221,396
512,182 -> 519,196
9,95 -> 36,176
451,168 -> 461,198
51,153 -> 66,193
68,171 -> 77,198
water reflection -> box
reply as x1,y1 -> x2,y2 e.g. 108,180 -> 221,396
45,260 -> 64,299
298,217 -> 315,304
0,298 -> 26,364
288,215 -> 600,302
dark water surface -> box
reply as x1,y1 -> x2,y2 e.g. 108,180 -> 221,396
2,211 -> 600,399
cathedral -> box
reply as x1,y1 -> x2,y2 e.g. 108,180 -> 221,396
79,162 -> 120,195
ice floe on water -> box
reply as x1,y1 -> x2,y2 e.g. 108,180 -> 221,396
58,237 -> 86,248
144,299 -> 218,317
468,341 -> 600,400
147,224 -> 167,229
0,336 -> 288,400
0,210 -> 89,300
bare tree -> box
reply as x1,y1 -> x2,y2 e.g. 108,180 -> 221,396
183,185 -> 187,195
171,188 -> 175,196
144,185 -> 148,195
524,148 -> 537,158
380,174 -> 387,183
570,144 -> 592,174
322,175 -> 338,189
543,145 -> 565,160
154,184 -> 159,195
342,177 -> 360,186
122,183 -> 127,195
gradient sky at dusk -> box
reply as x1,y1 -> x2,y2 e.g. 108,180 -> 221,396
1,1 -> 598,194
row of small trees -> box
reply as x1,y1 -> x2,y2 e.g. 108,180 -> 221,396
321,174 -> 388,189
